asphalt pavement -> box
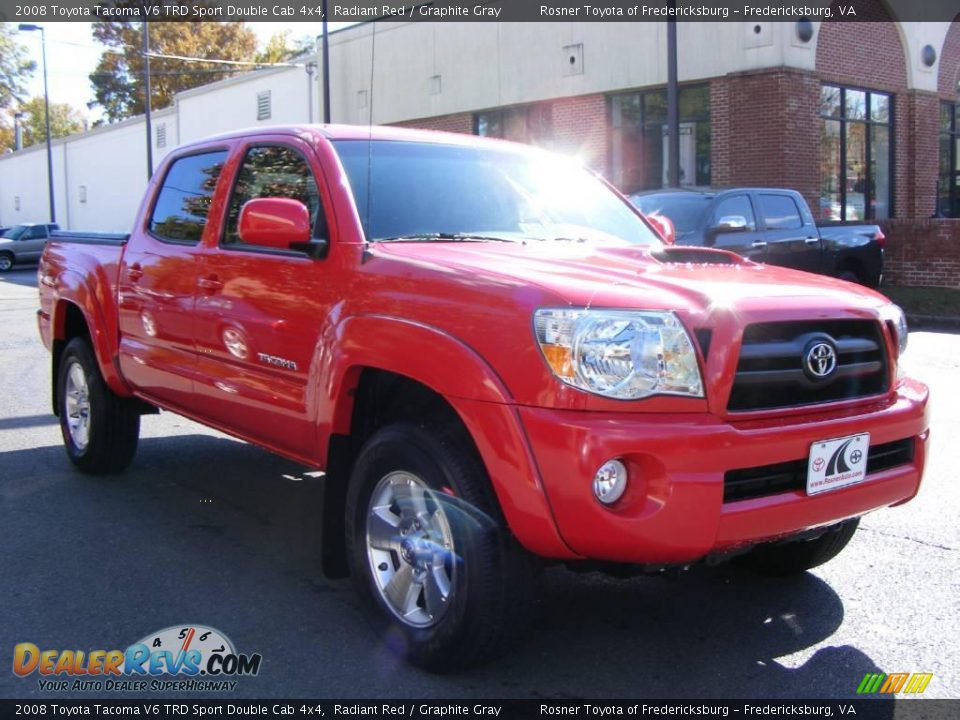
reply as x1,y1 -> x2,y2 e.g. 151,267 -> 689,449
1,267 -> 957,701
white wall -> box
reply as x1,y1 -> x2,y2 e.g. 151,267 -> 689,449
177,66 -> 313,141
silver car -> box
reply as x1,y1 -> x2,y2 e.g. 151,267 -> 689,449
0,223 -> 59,272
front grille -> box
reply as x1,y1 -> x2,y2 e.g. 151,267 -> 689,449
728,320 -> 889,412
723,437 -> 915,503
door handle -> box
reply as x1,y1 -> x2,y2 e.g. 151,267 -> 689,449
804,237 -> 821,245
197,275 -> 223,292
751,241 -> 768,249
127,263 -> 143,281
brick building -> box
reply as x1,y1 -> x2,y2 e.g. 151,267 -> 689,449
2,8 -> 958,286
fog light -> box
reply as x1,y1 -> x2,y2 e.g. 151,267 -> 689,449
593,459 -> 628,505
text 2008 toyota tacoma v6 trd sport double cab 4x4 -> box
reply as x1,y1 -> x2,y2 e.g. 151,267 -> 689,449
37,126 -> 929,670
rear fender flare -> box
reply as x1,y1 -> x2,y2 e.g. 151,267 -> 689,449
51,270 -> 129,397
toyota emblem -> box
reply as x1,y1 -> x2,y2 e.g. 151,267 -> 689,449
805,342 -> 838,380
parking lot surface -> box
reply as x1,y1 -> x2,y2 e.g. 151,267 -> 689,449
1,267 -> 957,700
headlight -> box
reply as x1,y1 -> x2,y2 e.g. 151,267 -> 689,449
533,308 -> 704,400
880,304 -> 908,357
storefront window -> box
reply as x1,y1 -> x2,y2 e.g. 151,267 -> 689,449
475,104 -> 552,147
939,101 -> 959,218
819,84 -> 893,221
610,85 -> 710,194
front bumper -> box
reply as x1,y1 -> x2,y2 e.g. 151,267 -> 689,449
518,379 -> 929,564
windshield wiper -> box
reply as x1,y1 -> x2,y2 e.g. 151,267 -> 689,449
373,233 -> 520,244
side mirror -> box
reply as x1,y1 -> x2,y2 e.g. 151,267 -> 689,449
646,211 -> 675,246
711,215 -> 749,234
238,198 -> 311,250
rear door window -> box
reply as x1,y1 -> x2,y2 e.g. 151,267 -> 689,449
758,194 -> 803,230
149,150 -> 228,243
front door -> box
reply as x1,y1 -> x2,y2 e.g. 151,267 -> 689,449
707,193 -> 767,262
191,138 -> 337,460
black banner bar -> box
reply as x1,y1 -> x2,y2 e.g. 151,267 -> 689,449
1,0 -> 960,23
0,700 -> 958,720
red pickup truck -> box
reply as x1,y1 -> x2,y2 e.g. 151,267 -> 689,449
37,125 -> 928,671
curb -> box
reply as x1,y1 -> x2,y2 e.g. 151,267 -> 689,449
906,314 -> 960,331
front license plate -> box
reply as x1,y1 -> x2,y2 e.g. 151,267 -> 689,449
807,433 -> 870,495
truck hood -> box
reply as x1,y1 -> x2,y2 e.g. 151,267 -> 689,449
368,241 -> 891,317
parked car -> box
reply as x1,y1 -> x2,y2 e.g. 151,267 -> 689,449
0,222 -> 59,272
38,126 -> 926,670
630,188 -> 885,287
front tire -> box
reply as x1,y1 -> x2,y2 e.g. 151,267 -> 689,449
0,252 -> 13,272
345,421 -> 536,672
736,519 -> 860,576
57,338 -> 140,474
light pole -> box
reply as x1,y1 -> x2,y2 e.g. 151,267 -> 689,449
18,23 -> 56,223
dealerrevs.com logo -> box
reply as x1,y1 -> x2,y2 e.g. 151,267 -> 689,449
13,625 -> 262,693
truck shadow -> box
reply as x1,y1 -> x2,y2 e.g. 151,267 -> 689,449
0,267 -> 40,288
0,434 -> 892,703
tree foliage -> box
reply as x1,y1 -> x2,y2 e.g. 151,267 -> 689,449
255,31 -> 316,65
18,97 -> 85,146
91,21 -> 258,121
0,23 -> 36,112
0,22 -> 37,151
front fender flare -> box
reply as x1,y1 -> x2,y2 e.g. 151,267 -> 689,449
317,314 -> 576,559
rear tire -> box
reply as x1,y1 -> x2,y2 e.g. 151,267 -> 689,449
0,252 -> 13,272
736,519 -> 860,576
345,420 -> 536,672
57,338 -> 140,474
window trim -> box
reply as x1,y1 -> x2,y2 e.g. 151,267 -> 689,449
145,146 -> 230,246
819,83 -> 895,222
218,141 -> 328,258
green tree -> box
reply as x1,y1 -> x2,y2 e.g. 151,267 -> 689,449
0,23 -> 36,111
255,31 -> 315,64
90,20 -> 258,121
18,97 -> 85,146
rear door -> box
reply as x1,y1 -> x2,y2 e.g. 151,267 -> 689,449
191,136 -> 338,460
706,193 -> 767,262
117,148 -> 231,412
755,192 -> 822,274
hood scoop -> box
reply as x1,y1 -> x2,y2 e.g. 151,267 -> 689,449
651,246 -> 743,266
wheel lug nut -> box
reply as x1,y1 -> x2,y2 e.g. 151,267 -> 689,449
378,562 -> 388,571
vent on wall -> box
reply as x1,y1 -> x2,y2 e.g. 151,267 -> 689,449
562,44 -> 584,76
156,123 -> 166,148
257,91 -> 272,121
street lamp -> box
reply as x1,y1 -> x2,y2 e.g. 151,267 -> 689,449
18,23 -> 56,224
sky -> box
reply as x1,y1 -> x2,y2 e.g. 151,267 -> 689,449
15,22 -> 332,125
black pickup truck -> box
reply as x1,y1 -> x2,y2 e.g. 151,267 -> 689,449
630,188 -> 885,287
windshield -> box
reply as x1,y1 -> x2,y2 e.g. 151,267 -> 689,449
333,140 -> 660,246
630,194 -> 712,235
4,225 -> 28,240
